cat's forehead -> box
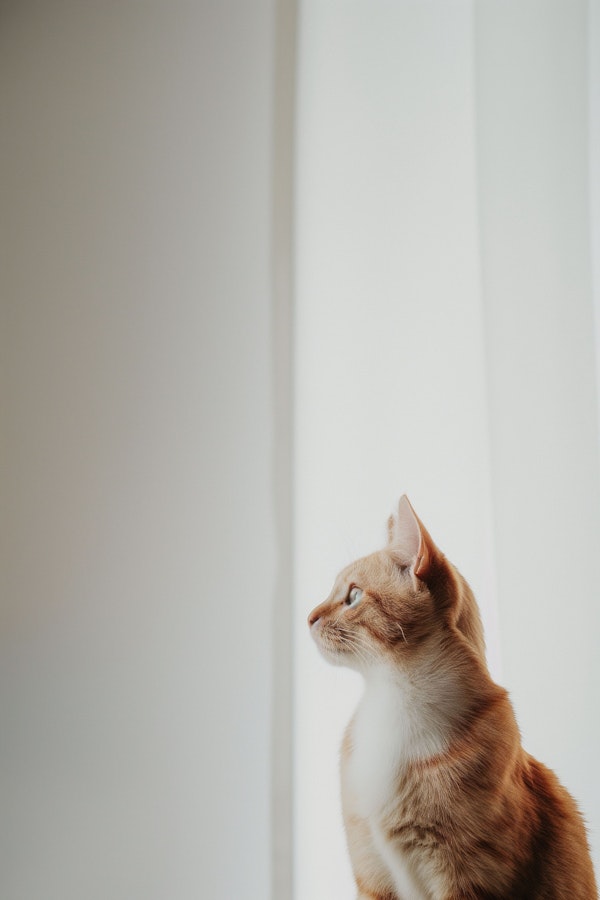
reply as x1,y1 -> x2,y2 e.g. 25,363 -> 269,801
334,550 -> 392,589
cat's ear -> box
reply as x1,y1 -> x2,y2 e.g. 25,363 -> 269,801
387,495 -> 441,583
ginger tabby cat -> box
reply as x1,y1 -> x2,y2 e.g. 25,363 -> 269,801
308,496 -> 597,899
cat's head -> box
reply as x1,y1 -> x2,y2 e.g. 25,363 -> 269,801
308,496 -> 486,672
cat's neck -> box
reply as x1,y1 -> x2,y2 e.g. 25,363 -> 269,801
347,654 -> 468,819
358,642 -> 484,763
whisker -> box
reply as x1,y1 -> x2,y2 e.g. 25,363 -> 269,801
334,631 -> 369,665
335,630 -> 376,668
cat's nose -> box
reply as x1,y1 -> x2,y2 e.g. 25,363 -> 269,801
308,600 -> 329,629
308,608 -> 321,628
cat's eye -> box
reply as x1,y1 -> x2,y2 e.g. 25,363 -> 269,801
345,586 -> 363,608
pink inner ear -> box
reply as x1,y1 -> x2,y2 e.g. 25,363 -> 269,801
389,495 -> 422,566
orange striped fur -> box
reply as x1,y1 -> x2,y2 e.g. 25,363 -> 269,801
308,496 -> 597,899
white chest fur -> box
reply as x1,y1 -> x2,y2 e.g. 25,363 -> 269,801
347,675 -> 405,819
346,667 -> 449,819
344,666 -> 456,900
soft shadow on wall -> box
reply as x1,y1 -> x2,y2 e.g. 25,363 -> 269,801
1,3 -> 277,900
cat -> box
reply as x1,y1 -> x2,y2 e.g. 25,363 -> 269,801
308,495 -> 597,900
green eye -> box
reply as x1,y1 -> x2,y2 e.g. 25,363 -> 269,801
345,587 -> 363,608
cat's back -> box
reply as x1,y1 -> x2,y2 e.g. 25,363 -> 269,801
423,734 -> 598,899
412,707 -> 598,899
512,752 -> 597,899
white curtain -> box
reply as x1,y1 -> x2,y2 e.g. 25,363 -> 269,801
293,2 -> 600,898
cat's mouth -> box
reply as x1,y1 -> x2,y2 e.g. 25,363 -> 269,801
311,620 -> 345,662
312,621 -> 370,668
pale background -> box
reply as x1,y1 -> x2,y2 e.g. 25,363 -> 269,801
1,2 -> 599,900
294,2 -> 600,897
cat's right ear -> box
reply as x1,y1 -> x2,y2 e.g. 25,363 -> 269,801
387,495 -> 441,585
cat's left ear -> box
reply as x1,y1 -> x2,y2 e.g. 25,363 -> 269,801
387,495 -> 441,584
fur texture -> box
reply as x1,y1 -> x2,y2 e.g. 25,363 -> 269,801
308,496 -> 597,900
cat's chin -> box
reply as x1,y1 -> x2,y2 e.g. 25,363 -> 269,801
315,639 -> 363,670
323,649 -> 353,668
314,639 -> 342,666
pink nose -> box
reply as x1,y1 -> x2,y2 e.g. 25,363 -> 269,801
308,609 -> 321,628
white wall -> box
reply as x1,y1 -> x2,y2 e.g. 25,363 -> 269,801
294,1 -> 600,897
0,3 -> 277,899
